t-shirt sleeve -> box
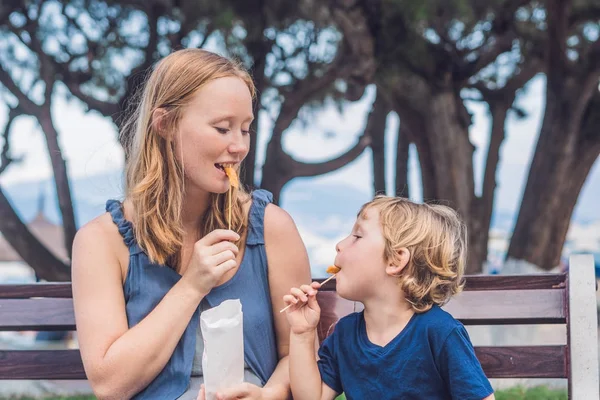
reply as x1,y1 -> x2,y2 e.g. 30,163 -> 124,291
438,325 -> 494,400
317,331 -> 343,394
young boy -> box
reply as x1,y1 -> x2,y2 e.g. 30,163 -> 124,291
283,196 -> 495,400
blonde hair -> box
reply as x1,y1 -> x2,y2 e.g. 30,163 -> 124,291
120,48 -> 256,268
359,196 -> 467,313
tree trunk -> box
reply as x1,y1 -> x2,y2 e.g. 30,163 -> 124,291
506,95 -> 599,269
38,106 -> 77,260
507,0 -> 600,270
394,89 -> 479,272
242,39 -> 270,189
470,104 -> 509,275
260,138 -> 292,204
368,93 -> 390,195
0,186 -> 70,281
395,122 -> 410,198
426,91 -> 475,213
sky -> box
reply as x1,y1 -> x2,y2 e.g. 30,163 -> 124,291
0,75 -> 599,223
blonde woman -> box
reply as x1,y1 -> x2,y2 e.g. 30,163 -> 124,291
72,49 -> 310,400
283,196 -> 495,400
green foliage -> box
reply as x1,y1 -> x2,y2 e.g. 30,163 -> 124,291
334,386 -> 568,400
494,386 -> 568,400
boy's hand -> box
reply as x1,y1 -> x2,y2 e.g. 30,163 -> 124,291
282,282 -> 322,334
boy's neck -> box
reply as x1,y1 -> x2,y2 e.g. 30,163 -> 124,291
362,296 -> 414,347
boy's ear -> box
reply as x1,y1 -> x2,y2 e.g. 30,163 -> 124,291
152,108 -> 172,140
386,247 -> 410,276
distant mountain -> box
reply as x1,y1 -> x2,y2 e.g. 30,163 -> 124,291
3,169 -> 598,276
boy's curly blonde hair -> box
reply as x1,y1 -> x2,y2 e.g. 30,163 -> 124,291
358,196 -> 467,313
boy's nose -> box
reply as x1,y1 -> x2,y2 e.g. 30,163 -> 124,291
335,241 -> 341,253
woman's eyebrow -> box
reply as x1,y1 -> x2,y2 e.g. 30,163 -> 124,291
209,114 -> 254,124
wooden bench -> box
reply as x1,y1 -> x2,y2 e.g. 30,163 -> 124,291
1,254 -> 598,399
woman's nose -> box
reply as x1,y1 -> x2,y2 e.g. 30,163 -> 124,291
228,133 -> 249,155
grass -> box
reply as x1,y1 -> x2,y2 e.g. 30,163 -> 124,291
494,386 -> 568,400
3,386 -> 568,400
334,386 -> 568,400
2,397 -> 95,400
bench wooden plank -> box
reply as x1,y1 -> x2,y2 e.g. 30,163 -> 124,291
0,273 -> 566,299
316,273 -> 566,292
0,345 -> 567,380
0,350 -> 85,379
316,289 -> 566,329
443,289 -> 566,325
476,346 -> 567,378
0,283 -> 73,299
0,288 -> 566,332
0,299 -> 75,331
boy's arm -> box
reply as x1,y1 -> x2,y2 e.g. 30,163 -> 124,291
483,395 -> 495,400
289,330 -> 338,400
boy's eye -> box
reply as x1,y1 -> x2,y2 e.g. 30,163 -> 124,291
352,235 -> 362,239
215,127 -> 229,134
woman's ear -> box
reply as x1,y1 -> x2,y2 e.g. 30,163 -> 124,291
386,247 -> 410,277
152,108 -> 172,140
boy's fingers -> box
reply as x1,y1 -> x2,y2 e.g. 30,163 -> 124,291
283,294 -> 299,305
307,292 -> 320,309
311,281 -> 322,290
290,287 -> 308,302
300,284 -> 316,296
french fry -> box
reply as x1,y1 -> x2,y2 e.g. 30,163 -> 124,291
224,166 -> 238,230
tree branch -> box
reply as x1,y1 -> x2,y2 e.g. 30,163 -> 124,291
470,58 -> 542,100
115,4 -> 162,129
0,107 -> 22,175
294,135 -> 371,178
272,51 -> 352,140
0,64 -> 40,114
569,5 -> 600,27
66,85 -> 121,117
0,185 -> 70,281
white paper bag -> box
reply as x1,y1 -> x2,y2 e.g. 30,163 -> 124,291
201,299 -> 244,400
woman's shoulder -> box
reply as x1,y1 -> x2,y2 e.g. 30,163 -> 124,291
72,209 -> 130,279
75,212 -> 121,246
264,201 -> 298,235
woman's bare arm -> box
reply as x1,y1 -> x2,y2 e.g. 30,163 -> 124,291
260,204 -> 313,399
72,215 -> 238,399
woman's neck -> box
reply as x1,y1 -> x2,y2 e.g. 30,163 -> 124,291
181,186 -> 212,232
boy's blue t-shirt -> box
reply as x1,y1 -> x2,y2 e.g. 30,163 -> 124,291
317,305 -> 494,400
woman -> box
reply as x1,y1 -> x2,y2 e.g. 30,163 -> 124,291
72,49 -> 311,399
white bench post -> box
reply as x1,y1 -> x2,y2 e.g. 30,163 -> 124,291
567,254 -> 599,399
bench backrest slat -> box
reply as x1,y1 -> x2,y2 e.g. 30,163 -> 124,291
0,272 -> 575,382
316,273 -> 566,292
0,299 -> 76,331
0,283 -> 73,298
0,350 -> 85,379
444,289 -> 566,324
475,345 -> 567,378
0,287 -> 566,331
0,346 -> 567,380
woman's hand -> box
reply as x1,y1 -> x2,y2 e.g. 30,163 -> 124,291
182,229 -> 240,297
282,282 -> 322,335
197,383 -> 269,400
